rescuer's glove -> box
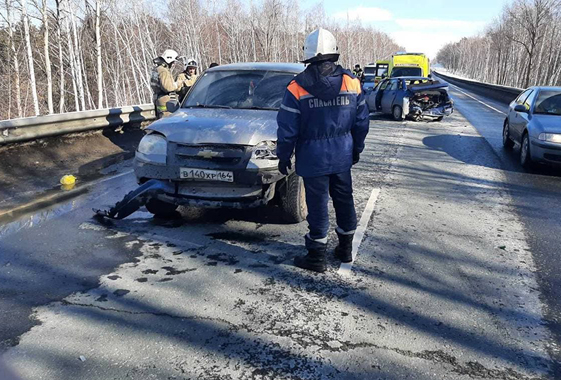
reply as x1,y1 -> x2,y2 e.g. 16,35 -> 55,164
352,151 -> 360,165
278,160 -> 292,175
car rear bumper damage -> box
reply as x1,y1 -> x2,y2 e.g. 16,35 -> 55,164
405,90 -> 454,120
411,104 -> 454,119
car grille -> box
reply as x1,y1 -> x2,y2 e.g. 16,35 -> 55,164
170,143 -> 250,169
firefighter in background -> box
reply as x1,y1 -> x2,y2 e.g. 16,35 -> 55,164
177,58 -> 199,103
276,28 -> 370,273
150,49 -> 184,119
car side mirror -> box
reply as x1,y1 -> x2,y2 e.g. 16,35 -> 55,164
514,104 -> 528,113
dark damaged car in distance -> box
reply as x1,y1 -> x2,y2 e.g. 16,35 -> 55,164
503,86 -> 561,168
132,63 -> 308,222
366,77 -> 453,121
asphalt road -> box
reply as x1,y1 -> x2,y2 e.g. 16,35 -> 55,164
435,75 -> 561,370
0,94 -> 559,379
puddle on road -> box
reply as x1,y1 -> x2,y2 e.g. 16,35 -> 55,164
0,189 -> 88,240
0,171 -> 136,240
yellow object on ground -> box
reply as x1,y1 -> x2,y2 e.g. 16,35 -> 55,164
60,175 -> 76,186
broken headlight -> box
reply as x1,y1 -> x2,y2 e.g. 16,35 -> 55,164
247,140 -> 278,170
136,133 -> 167,165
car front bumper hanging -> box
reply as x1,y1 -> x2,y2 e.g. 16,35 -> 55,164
93,179 -> 173,220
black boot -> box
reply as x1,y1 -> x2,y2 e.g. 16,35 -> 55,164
335,231 -> 354,263
294,236 -> 327,273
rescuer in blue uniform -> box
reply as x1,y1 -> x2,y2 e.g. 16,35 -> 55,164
276,28 -> 370,272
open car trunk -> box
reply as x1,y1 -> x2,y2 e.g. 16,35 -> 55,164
406,81 -> 453,120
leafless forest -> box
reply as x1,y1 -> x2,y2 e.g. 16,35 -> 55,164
436,0 -> 561,89
0,0 -> 403,120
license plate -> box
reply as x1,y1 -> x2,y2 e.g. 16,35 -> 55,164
180,168 -> 234,182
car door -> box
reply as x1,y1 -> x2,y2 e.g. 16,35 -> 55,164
381,80 -> 399,114
369,79 -> 390,111
509,89 -> 533,140
516,89 -> 538,140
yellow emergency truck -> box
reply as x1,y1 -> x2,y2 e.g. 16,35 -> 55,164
388,53 -> 430,78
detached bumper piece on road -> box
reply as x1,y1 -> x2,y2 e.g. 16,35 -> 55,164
94,179 -> 170,220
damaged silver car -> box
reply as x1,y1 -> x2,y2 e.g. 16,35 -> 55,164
366,77 -> 453,121
97,63 -> 308,222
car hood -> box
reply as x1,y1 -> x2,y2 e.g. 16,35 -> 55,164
531,114 -> 561,133
146,108 -> 278,146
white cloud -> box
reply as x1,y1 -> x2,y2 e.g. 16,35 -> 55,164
391,19 -> 487,59
333,7 -> 393,22
394,18 -> 486,32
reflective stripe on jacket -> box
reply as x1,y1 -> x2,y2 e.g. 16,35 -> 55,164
277,67 -> 369,178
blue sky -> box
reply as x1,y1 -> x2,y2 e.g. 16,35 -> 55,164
315,0 -> 511,58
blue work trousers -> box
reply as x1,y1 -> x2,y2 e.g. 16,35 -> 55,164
303,171 -> 357,240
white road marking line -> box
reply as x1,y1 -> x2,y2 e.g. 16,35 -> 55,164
448,83 -> 507,115
338,188 -> 381,276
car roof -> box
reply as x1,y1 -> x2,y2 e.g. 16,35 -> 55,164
206,62 -> 305,74
392,76 -> 431,81
530,86 -> 561,91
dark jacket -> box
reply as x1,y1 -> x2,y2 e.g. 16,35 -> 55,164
276,62 -> 370,178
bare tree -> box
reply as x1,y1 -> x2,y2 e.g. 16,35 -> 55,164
3,0 -> 23,118
21,0 -> 40,116
438,0 -> 561,88
95,0 -> 103,108
0,0 -> 405,120
42,0 -> 54,114
55,0 -> 66,113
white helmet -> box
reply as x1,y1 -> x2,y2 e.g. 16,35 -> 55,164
302,28 -> 339,63
160,49 -> 179,64
185,58 -> 198,68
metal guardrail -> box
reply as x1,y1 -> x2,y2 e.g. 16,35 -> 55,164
432,70 -> 523,105
0,104 -> 155,145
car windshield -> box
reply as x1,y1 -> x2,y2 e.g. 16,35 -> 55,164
184,70 -> 296,110
376,66 -> 388,76
534,90 -> 561,115
391,67 -> 422,77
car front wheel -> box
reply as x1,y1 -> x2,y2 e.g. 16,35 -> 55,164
503,120 -> 514,149
520,133 -> 534,170
278,173 -> 307,223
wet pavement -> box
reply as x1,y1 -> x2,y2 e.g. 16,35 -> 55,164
0,104 -> 559,378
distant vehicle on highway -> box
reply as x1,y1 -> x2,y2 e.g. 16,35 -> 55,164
366,77 -> 453,121
388,53 -> 430,78
362,75 -> 377,92
365,60 -> 390,85
133,62 -> 308,222
503,86 -> 561,168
